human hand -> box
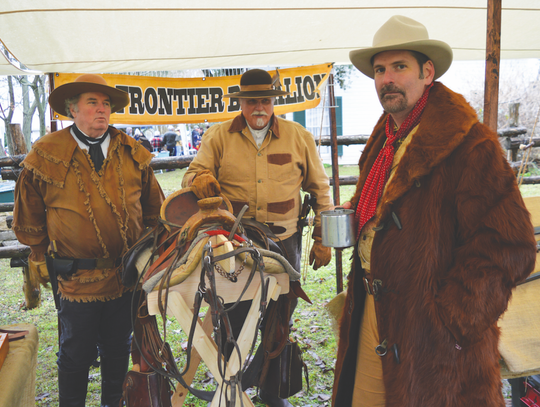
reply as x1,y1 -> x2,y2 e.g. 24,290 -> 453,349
309,237 -> 332,270
191,170 -> 221,199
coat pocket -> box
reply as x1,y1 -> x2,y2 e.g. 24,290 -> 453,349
268,153 -> 293,181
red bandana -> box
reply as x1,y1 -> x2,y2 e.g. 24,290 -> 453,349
355,83 -> 433,237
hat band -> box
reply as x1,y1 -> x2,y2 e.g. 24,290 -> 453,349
240,84 -> 274,92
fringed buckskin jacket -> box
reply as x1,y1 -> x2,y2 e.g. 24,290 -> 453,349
332,83 -> 536,406
13,126 -> 164,302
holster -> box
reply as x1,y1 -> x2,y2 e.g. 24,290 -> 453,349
45,255 -> 78,280
297,194 -> 316,234
44,255 -> 61,310
45,255 -> 79,310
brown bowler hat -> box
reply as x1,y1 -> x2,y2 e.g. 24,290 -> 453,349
223,69 -> 290,99
49,73 -> 130,116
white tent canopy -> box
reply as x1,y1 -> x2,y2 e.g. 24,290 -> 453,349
1,1 -> 540,75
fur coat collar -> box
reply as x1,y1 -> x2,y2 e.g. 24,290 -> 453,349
351,81 -> 479,225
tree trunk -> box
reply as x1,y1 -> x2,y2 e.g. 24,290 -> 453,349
2,76 -> 15,155
509,103 -> 520,127
35,76 -> 48,138
18,76 -> 36,148
10,123 -> 28,155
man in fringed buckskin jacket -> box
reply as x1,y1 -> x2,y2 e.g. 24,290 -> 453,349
332,15 -> 536,407
13,74 -> 164,407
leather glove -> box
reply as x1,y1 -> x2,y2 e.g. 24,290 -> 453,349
191,170 -> 221,199
29,259 -> 50,286
309,237 -> 332,270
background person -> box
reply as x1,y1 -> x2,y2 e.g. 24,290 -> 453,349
137,130 -> 152,152
161,125 -> 177,157
151,130 -> 163,152
175,126 -> 184,156
191,125 -> 202,150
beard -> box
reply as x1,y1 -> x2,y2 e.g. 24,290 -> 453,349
379,84 -> 408,114
252,111 -> 269,129
255,117 -> 266,127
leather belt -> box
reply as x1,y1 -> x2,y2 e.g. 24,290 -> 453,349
74,257 -> 122,270
243,218 -> 287,236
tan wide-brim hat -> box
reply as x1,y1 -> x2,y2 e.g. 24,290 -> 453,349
223,69 -> 290,99
49,73 -> 130,116
349,15 -> 453,80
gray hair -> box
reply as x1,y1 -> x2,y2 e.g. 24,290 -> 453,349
64,95 -> 81,119
63,93 -> 115,118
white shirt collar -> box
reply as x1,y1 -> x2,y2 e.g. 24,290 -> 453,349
246,122 -> 271,148
70,128 -> 110,158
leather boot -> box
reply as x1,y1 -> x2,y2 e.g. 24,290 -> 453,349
259,388 -> 293,407
100,355 -> 130,407
58,368 -> 89,407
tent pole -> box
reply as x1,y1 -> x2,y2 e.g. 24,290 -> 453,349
483,0 -> 501,131
328,72 -> 343,293
48,73 -> 58,133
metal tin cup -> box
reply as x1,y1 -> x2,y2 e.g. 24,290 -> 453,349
321,208 -> 355,248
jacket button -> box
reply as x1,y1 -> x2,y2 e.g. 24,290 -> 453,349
258,179 -> 262,183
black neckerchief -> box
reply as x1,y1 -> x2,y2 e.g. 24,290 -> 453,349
72,124 -> 108,172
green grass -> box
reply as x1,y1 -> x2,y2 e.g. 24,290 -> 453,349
518,184 -> 540,197
0,164 -> 529,405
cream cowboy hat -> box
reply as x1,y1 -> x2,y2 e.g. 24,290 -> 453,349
349,15 -> 453,80
223,69 -> 290,99
49,73 -> 130,116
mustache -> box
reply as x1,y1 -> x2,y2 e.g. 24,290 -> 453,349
251,111 -> 268,117
380,85 -> 405,98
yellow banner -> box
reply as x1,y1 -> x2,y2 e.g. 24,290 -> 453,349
51,64 -> 333,125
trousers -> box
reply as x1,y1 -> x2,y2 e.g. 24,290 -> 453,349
221,232 -> 300,363
57,290 -> 133,372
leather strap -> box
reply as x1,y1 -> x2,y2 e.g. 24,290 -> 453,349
53,257 -> 121,269
0,328 -> 29,341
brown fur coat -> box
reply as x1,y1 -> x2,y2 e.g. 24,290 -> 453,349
332,82 -> 536,406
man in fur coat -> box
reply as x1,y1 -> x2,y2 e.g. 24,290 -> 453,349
332,15 -> 537,407
13,74 -> 164,406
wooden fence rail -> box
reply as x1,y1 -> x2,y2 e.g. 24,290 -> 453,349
0,129 -> 536,262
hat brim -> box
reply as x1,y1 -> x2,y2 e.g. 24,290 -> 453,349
49,81 -> 130,116
349,39 -> 453,80
223,89 -> 290,99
